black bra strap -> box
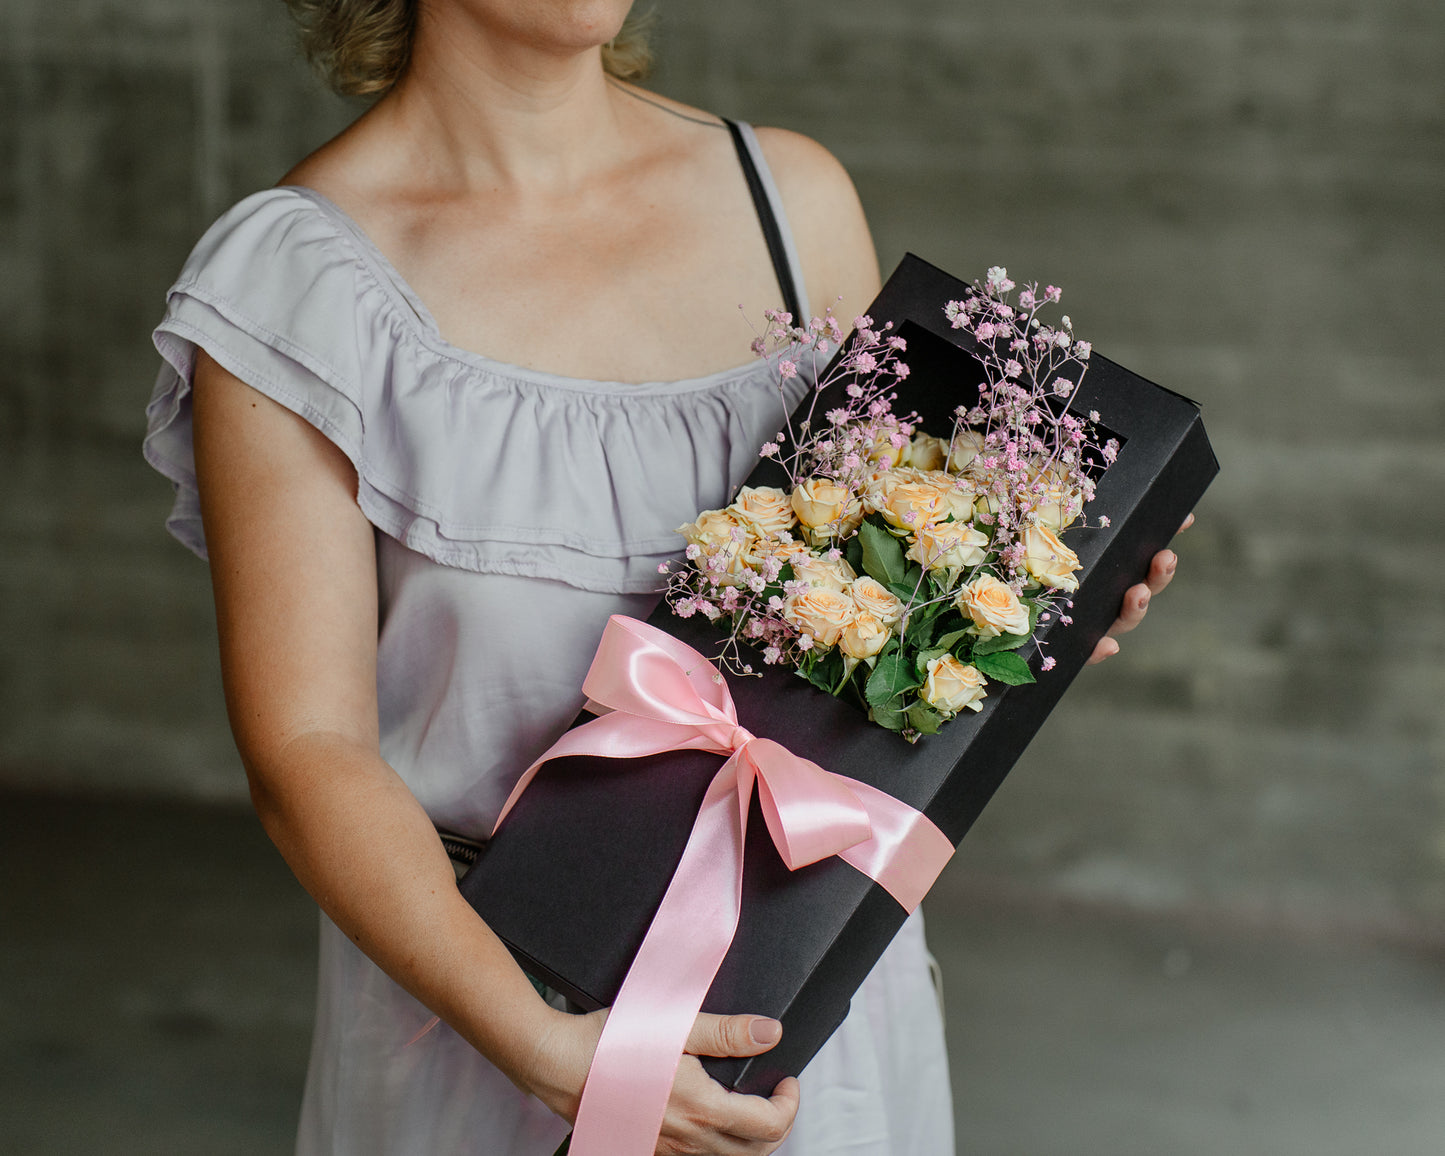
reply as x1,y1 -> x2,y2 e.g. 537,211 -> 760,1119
723,118 -> 804,323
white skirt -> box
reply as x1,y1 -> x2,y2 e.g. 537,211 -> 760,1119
296,908 -> 954,1155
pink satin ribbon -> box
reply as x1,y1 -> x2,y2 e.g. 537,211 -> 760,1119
495,615 -> 954,1156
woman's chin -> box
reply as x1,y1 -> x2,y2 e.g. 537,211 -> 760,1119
444,0 -> 634,55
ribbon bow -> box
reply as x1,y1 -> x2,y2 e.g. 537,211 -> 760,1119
494,616 -> 954,1156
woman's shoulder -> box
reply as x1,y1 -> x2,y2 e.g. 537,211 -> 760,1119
172,184 -> 355,298
748,126 -> 881,325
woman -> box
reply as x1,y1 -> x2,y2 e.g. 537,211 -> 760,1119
143,2 -> 1183,1152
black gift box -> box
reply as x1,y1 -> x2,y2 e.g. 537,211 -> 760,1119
459,255 -> 1219,1095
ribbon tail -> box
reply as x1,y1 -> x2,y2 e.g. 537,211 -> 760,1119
834,776 -> 955,913
569,758 -> 749,1156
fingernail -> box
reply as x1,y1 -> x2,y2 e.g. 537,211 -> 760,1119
1164,552 -> 1177,573
1137,593 -> 1150,611
750,1018 -> 783,1046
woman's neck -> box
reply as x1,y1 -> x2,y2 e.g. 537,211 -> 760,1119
370,5 -> 630,197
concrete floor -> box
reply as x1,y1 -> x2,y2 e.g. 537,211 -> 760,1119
3,792 -> 1443,1155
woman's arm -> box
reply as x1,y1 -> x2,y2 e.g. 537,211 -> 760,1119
191,351 -> 798,1153
192,349 -> 559,1078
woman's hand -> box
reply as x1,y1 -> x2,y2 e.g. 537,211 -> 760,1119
1087,513 -> 1195,664
528,1008 -> 799,1155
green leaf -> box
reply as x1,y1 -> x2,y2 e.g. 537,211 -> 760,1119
888,581 -> 919,602
844,535 -> 864,574
866,653 -> 920,709
908,616 -> 939,650
971,630 -> 1030,656
870,699 -> 906,732
972,651 -> 1036,686
797,650 -> 834,694
914,647 -> 948,676
904,701 -> 945,736
935,627 -> 972,651
777,562 -> 795,585
1026,599 -> 1042,632
815,649 -> 848,693
859,518 -> 906,587
914,596 -> 946,623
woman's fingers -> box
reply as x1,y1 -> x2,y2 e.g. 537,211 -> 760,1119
685,1012 -> 783,1059
1085,576 -> 1154,664
720,1076 -> 800,1147
1083,511 -> 1196,667
1144,548 -> 1179,597
659,1060 -> 798,1155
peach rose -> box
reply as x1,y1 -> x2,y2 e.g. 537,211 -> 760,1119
906,520 -> 990,572
791,478 -> 863,542
949,429 -> 987,473
918,470 -> 978,523
921,655 -> 988,716
1027,466 -> 1084,531
903,433 -> 948,471
675,509 -> 754,583
744,535 -> 803,574
957,573 -> 1031,638
840,611 -> 891,660
677,508 -> 744,548
784,587 -> 857,648
880,481 -> 947,531
863,428 -> 910,467
728,485 -> 796,539
789,551 -> 857,592
849,576 -> 905,626
790,477 -> 849,528
861,467 -> 916,514
1021,523 -> 1082,591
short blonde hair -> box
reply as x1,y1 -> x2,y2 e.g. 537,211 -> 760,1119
285,1 -> 654,97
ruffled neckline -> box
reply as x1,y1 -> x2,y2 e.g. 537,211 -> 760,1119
277,185 -> 774,397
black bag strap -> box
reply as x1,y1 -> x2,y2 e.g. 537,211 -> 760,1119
722,118 -> 805,323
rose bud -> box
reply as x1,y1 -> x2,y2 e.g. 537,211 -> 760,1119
921,655 -> 988,716
849,576 -> 905,626
957,572 -> 1031,638
783,588 -> 857,648
1021,524 -> 1082,591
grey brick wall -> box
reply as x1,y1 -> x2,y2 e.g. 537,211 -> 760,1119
2,1 -> 1441,925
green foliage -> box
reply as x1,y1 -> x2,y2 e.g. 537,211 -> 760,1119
800,647 -> 845,695
935,627 -> 972,652
866,652 -> 920,708
869,699 -> 906,732
971,650 -> 1036,685
970,630 -> 1030,656
914,647 -> 948,676
786,520 -> 1055,741
904,702 -> 945,735
859,517 -> 906,587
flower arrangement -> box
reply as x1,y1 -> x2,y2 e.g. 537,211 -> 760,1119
661,268 -> 1117,742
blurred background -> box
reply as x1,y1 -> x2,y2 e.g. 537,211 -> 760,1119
2,0 -> 1442,1152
